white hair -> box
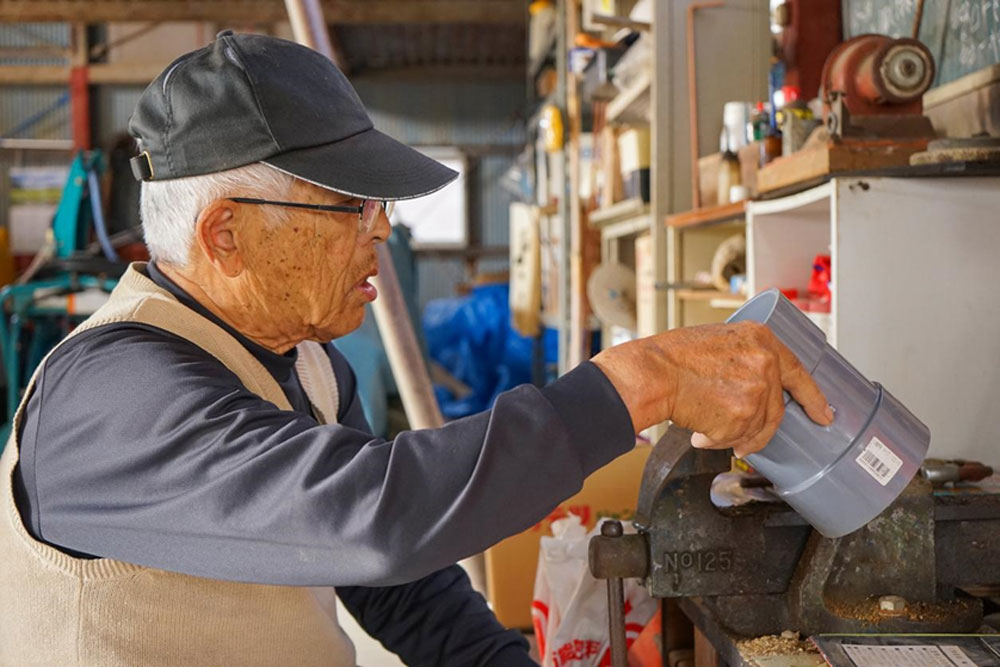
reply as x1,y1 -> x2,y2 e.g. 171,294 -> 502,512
140,162 -> 296,266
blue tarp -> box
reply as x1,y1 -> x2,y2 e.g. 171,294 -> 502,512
423,283 -> 541,418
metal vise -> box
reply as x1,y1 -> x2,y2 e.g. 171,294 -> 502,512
589,427 -> 1000,662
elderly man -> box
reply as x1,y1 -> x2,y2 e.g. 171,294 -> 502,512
0,32 -> 831,666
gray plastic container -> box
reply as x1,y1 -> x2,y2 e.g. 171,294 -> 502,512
727,289 -> 929,538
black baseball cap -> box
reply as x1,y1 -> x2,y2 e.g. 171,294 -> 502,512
128,30 -> 458,200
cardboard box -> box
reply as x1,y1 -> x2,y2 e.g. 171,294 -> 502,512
697,152 -> 722,207
509,203 -> 542,337
9,204 -> 56,255
924,63 -> 1000,138
738,142 -> 760,199
485,444 -> 651,629
617,126 -> 651,203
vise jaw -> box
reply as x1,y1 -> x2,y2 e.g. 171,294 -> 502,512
589,427 -> 996,642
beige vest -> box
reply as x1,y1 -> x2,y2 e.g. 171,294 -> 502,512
0,264 -> 356,666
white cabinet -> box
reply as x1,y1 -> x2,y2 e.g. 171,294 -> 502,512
747,177 -> 1000,462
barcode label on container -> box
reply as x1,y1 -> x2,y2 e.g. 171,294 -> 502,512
856,436 -> 903,486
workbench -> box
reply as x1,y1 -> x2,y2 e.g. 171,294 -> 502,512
679,597 -> 826,667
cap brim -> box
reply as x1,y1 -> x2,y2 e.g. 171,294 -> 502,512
262,128 -> 458,201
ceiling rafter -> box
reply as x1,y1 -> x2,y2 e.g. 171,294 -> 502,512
0,61 -> 525,85
0,1 -> 524,25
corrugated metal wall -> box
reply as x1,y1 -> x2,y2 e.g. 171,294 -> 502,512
0,22 -> 525,313
93,86 -> 144,147
353,78 -> 524,146
0,22 -> 69,61
0,24 -> 72,140
0,24 -> 74,228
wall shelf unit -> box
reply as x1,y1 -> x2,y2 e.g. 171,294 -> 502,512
745,176 -> 1000,463
599,214 -> 651,243
521,0 -> 772,369
665,200 -> 747,229
605,71 -> 651,125
590,197 -> 649,227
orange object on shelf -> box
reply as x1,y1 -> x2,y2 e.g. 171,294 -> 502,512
574,33 -> 617,49
540,103 -> 565,153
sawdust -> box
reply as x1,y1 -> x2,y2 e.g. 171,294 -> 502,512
826,596 -> 977,625
738,632 -> 819,657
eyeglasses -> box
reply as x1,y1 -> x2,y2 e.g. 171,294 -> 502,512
228,197 -> 394,235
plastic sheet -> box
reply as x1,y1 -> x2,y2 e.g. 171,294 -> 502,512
423,283 -> 537,418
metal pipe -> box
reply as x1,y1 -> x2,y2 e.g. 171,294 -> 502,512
87,167 -> 119,262
368,244 -> 445,430
686,1 -> 724,210
607,577 -> 626,667
283,0 -> 489,592
912,0 -> 925,40
601,520 -> 628,667
284,0 -> 344,71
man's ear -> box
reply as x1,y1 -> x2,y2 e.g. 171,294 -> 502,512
194,200 -> 242,277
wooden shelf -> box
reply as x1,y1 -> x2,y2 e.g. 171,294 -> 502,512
708,296 -> 747,309
589,14 -> 651,31
0,1 -> 525,23
0,138 -> 74,151
606,71 -> 651,124
674,289 -> 746,309
589,198 -> 649,227
674,288 -> 731,300
756,139 -> 929,195
665,200 -> 748,229
600,215 -> 650,241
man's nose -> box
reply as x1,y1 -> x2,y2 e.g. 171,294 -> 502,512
365,207 -> 392,244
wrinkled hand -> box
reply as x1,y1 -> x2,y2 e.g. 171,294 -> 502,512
591,321 -> 833,457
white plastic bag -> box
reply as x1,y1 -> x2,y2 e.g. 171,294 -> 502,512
532,516 -> 657,667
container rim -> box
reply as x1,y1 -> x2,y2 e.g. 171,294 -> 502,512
726,288 -> 781,325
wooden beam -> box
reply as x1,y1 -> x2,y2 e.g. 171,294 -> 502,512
0,137 -> 75,150
566,0 -> 588,369
90,21 -> 162,60
0,61 -> 524,85
354,64 -> 524,81
0,1 -> 524,24
0,46 -> 72,57
69,22 -> 90,149
0,62 -> 166,84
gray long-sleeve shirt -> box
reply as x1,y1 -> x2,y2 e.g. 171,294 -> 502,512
12,263 -> 635,663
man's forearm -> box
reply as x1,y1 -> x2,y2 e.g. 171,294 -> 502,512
592,322 -> 832,456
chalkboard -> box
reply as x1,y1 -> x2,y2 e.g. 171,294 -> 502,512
844,0 -> 1000,86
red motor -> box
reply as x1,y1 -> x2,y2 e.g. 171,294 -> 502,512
821,34 -> 935,116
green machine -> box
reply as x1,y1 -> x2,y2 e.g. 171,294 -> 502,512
0,150 -> 124,445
